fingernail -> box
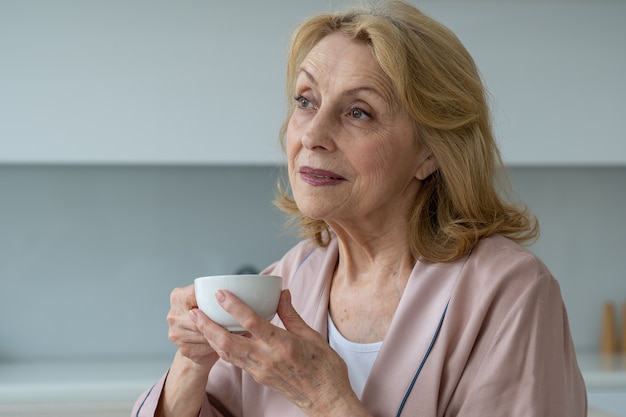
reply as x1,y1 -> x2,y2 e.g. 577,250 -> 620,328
189,309 -> 198,323
215,290 -> 226,304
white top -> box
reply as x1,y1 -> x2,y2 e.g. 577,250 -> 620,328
328,315 -> 383,398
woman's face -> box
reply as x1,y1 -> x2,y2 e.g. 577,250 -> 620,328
286,32 -> 434,230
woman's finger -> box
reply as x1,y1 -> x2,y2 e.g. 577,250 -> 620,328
190,307 -> 255,365
213,290 -> 276,338
170,285 -> 198,310
275,290 -> 310,337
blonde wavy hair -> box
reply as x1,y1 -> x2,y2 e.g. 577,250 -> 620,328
274,0 -> 538,262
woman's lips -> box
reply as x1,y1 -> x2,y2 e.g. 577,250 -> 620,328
299,166 -> 346,186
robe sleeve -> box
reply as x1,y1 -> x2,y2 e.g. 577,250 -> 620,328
455,271 -> 587,416
130,364 -> 241,417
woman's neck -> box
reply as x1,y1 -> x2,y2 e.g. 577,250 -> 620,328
328,225 -> 416,343
330,221 -> 416,284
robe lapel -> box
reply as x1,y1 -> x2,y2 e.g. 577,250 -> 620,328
361,257 -> 466,417
279,239 -> 465,417
286,238 -> 338,337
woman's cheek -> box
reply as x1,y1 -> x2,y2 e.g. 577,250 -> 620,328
285,121 -> 302,162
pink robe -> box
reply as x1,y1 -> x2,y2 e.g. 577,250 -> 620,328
132,234 -> 587,416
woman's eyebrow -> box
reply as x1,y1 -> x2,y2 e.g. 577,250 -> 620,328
296,67 -> 317,85
344,87 -> 382,98
296,65 -> 393,105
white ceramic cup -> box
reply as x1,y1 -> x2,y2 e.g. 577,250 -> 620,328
194,274 -> 282,332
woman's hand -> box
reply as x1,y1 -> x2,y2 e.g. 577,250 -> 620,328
190,289 -> 371,417
167,285 -> 220,368
156,285 -> 221,417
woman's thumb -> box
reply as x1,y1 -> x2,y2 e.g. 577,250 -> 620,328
276,289 -> 308,334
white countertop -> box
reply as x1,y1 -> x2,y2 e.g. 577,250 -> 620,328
577,353 -> 626,390
0,353 -> 624,413
0,358 -> 171,404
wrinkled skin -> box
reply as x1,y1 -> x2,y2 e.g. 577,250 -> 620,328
165,285 -> 367,416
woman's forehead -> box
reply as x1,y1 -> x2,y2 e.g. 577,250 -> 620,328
297,33 -> 396,103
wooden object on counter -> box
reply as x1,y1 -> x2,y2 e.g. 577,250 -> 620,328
622,302 -> 626,355
601,302 -> 617,355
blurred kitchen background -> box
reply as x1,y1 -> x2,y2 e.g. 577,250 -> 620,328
1,0 -> 625,416
0,165 -> 625,360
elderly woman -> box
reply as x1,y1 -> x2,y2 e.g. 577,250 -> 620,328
133,1 -> 586,416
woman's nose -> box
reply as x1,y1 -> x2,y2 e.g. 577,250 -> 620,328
301,110 -> 336,152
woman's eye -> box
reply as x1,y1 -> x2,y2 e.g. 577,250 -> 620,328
294,95 -> 313,109
349,107 -> 371,120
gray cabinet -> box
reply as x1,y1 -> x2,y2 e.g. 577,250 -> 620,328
422,1 -> 626,166
1,1 -> 624,165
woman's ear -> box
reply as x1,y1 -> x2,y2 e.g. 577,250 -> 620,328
415,152 -> 439,180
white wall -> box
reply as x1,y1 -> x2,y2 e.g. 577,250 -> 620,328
0,166 -> 624,361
